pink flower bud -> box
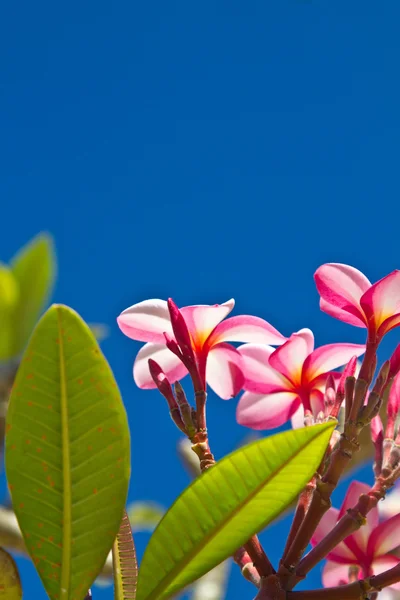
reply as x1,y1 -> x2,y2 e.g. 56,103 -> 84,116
389,343 -> 400,380
337,355 -> 358,397
148,359 -> 176,408
167,298 -> 195,362
371,415 -> 383,444
386,371 -> 400,440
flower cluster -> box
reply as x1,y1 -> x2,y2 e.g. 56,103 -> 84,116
117,263 -> 400,429
117,262 -> 400,598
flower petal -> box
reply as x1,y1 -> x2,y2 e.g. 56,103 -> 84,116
312,508 -> 357,562
368,514 -> 400,557
181,299 -> 235,348
378,313 -> 400,340
310,389 -> 325,417
315,263 -> 370,326
319,298 -> 367,328
360,271 -> 400,338
371,556 -> 400,590
322,561 -> 353,587
209,315 -> 286,346
379,484 -> 400,520
268,329 -> 314,386
133,343 -> 188,389
339,481 -> 378,554
304,343 -> 365,382
237,344 -> 291,394
117,299 -> 173,343
206,343 -> 244,400
290,404 -> 305,429
236,391 -> 300,430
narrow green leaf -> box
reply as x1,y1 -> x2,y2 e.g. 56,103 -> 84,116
0,547 -> 22,599
10,233 -> 56,356
137,422 -> 335,600
0,264 -> 19,360
112,509 -> 138,600
5,304 -> 130,600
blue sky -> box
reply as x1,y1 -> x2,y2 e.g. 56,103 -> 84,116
1,1 -> 400,598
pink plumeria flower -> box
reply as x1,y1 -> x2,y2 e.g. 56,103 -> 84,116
379,483 -> 400,521
117,298 -> 286,399
314,263 -> 400,342
236,328 -> 365,429
312,481 -> 400,600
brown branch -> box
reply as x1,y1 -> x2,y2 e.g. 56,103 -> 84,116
294,465 -> 400,585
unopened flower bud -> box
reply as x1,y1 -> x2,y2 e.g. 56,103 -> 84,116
389,343 -> 400,380
338,356 -> 358,397
174,381 -> 196,438
386,372 -> 400,440
148,359 -> 186,434
163,332 -> 182,359
324,374 -> 336,416
167,298 -> 195,362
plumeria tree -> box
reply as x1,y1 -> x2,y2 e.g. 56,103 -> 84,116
2,237 -> 400,600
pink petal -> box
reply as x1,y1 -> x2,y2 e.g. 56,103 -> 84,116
312,508 -> 357,562
315,263 -> 370,326
237,344 -> 291,394
304,343 -> 366,382
310,389 -> 325,416
133,343 -> 188,389
339,481 -> 378,555
206,343 -> 245,400
268,329 -> 314,386
236,391 -> 300,430
208,315 -> 286,347
180,299 -> 235,348
371,556 -> 400,590
322,561 -> 353,587
379,484 -> 400,520
290,404 -> 305,429
379,313 -> 400,340
320,298 -> 367,328
360,271 -> 400,338
117,299 -> 173,343
369,514 -> 400,557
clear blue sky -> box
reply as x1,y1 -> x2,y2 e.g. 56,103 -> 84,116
1,1 -> 400,598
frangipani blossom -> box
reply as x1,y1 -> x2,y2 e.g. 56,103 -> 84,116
236,328 -> 365,429
117,298 -> 286,399
379,483 -> 400,521
315,263 -> 400,342
312,481 -> 400,599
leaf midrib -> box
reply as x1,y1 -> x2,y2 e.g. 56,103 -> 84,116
57,308 -> 72,599
142,424 -> 332,600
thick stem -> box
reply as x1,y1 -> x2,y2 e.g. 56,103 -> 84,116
294,468 -> 400,585
244,536 -> 276,578
190,388 -> 273,583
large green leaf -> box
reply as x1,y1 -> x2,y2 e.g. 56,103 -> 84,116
0,547 -> 22,599
10,233 -> 56,356
137,422 -> 335,600
5,304 -> 130,600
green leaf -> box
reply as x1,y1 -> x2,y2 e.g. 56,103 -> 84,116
0,264 -> 19,360
5,304 -> 130,600
136,422 -> 335,600
112,509 -> 138,600
128,502 -> 165,533
10,233 -> 56,357
0,547 -> 22,599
